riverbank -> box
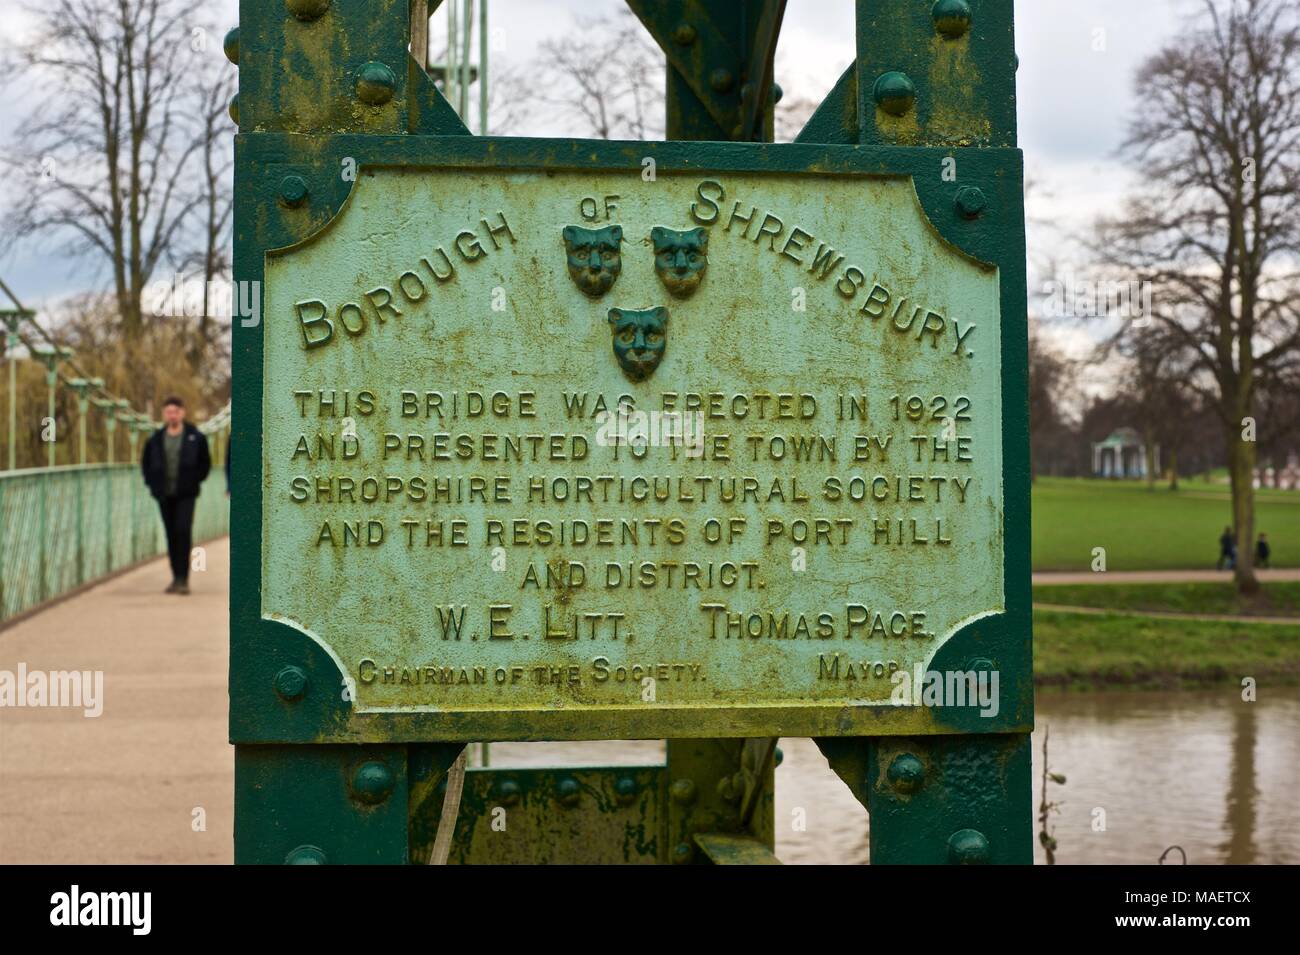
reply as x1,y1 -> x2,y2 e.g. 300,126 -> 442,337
1033,607 -> 1300,690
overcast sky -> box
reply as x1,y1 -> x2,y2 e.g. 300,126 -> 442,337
0,0 -> 1193,373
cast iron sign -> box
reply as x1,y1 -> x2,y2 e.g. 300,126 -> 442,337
260,159 -> 1004,732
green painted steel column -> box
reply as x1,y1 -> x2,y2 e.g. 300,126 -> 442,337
67,377 -> 100,465
805,0 -> 1032,864
45,367 -> 55,468
94,398 -> 118,465
32,345 -> 73,468
232,0 -> 421,865
631,0 -> 783,864
0,309 -> 32,471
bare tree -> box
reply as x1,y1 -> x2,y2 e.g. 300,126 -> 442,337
772,54 -> 821,142
1097,0 -> 1300,593
1113,335 -> 1197,490
179,65 -> 236,362
532,11 -> 665,140
1027,321 -> 1077,481
1,0 -> 233,343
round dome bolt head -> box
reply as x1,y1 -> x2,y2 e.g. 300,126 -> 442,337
773,745 -> 784,767
278,175 -> 310,208
709,67 -> 735,93
273,664 -> 308,700
350,760 -> 396,805
932,0 -> 972,39
772,82 -> 784,105
227,94 -> 239,125
286,0 -> 330,22
672,22 -> 696,46
671,841 -> 694,865
955,186 -> 988,220
223,27 -> 239,65
614,776 -> 638,806
495,779 -> 521,807
669,778 -> 697,804
887,753 -> 926,794
355,61 -> 397,106
555,777 -> 581,807
873,71 -> 916,117
284,844 -> 327,864
948,828 -> 991,864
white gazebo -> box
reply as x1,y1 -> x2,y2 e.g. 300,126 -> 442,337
1091,427 -> 1157,479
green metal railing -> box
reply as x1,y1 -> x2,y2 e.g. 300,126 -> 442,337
0,464 -> 229,624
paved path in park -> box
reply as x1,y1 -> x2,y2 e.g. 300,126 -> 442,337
1033,568 -> 1300,585
1032,602 -> 1300,626
0,539 -> 233,864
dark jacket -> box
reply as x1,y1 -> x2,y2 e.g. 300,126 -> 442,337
141,423 -> 211,499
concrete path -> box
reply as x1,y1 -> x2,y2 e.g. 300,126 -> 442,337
1033,568 -> 1300,585
0,539 -> 232,863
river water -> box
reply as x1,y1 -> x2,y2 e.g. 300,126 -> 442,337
484,687 -> 1300,864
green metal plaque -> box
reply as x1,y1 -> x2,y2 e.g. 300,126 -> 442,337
261,161 -> 1005,736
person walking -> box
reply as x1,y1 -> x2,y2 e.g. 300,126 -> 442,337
1217,526 -> 1236,571
1256,533 -> 1271,569
141,397 -> 211,594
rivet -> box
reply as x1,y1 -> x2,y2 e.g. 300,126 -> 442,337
614,777 -> 638,806
948,828 -> 990,864
932,0 -> 972,39
716,773 -> 742,804
954,186 -> 988,220
355,62 -> 396,106
709,68 -> 734,93
887,753 -> 925,794
273,664 -> 308,700
286,0 -> 330,22
772,82 -> 784,105
284,844 -> 327,864
774,745 -> 784,767
228,94 -> 239,125
495,779 -> 521,807
555,777 -> 581,808
873,71 -> 916,117
672,22 -> 696,46
278,175 -> 310,208
669,778 -> 697,804
350,760 -> 395,805
223,28 -> 239,65
671,841 -> 694,865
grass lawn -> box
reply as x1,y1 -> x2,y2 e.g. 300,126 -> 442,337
1033,608 -> 1300,690
1033,581 -> 1300,617
1031,477 -> 1300,571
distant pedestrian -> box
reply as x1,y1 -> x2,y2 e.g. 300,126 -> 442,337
141,397 -> 211,595
1217,526 -> 1236,571
1256,533 -> 1271,569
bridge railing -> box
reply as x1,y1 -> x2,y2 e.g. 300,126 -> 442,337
0,464 -> 229,624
